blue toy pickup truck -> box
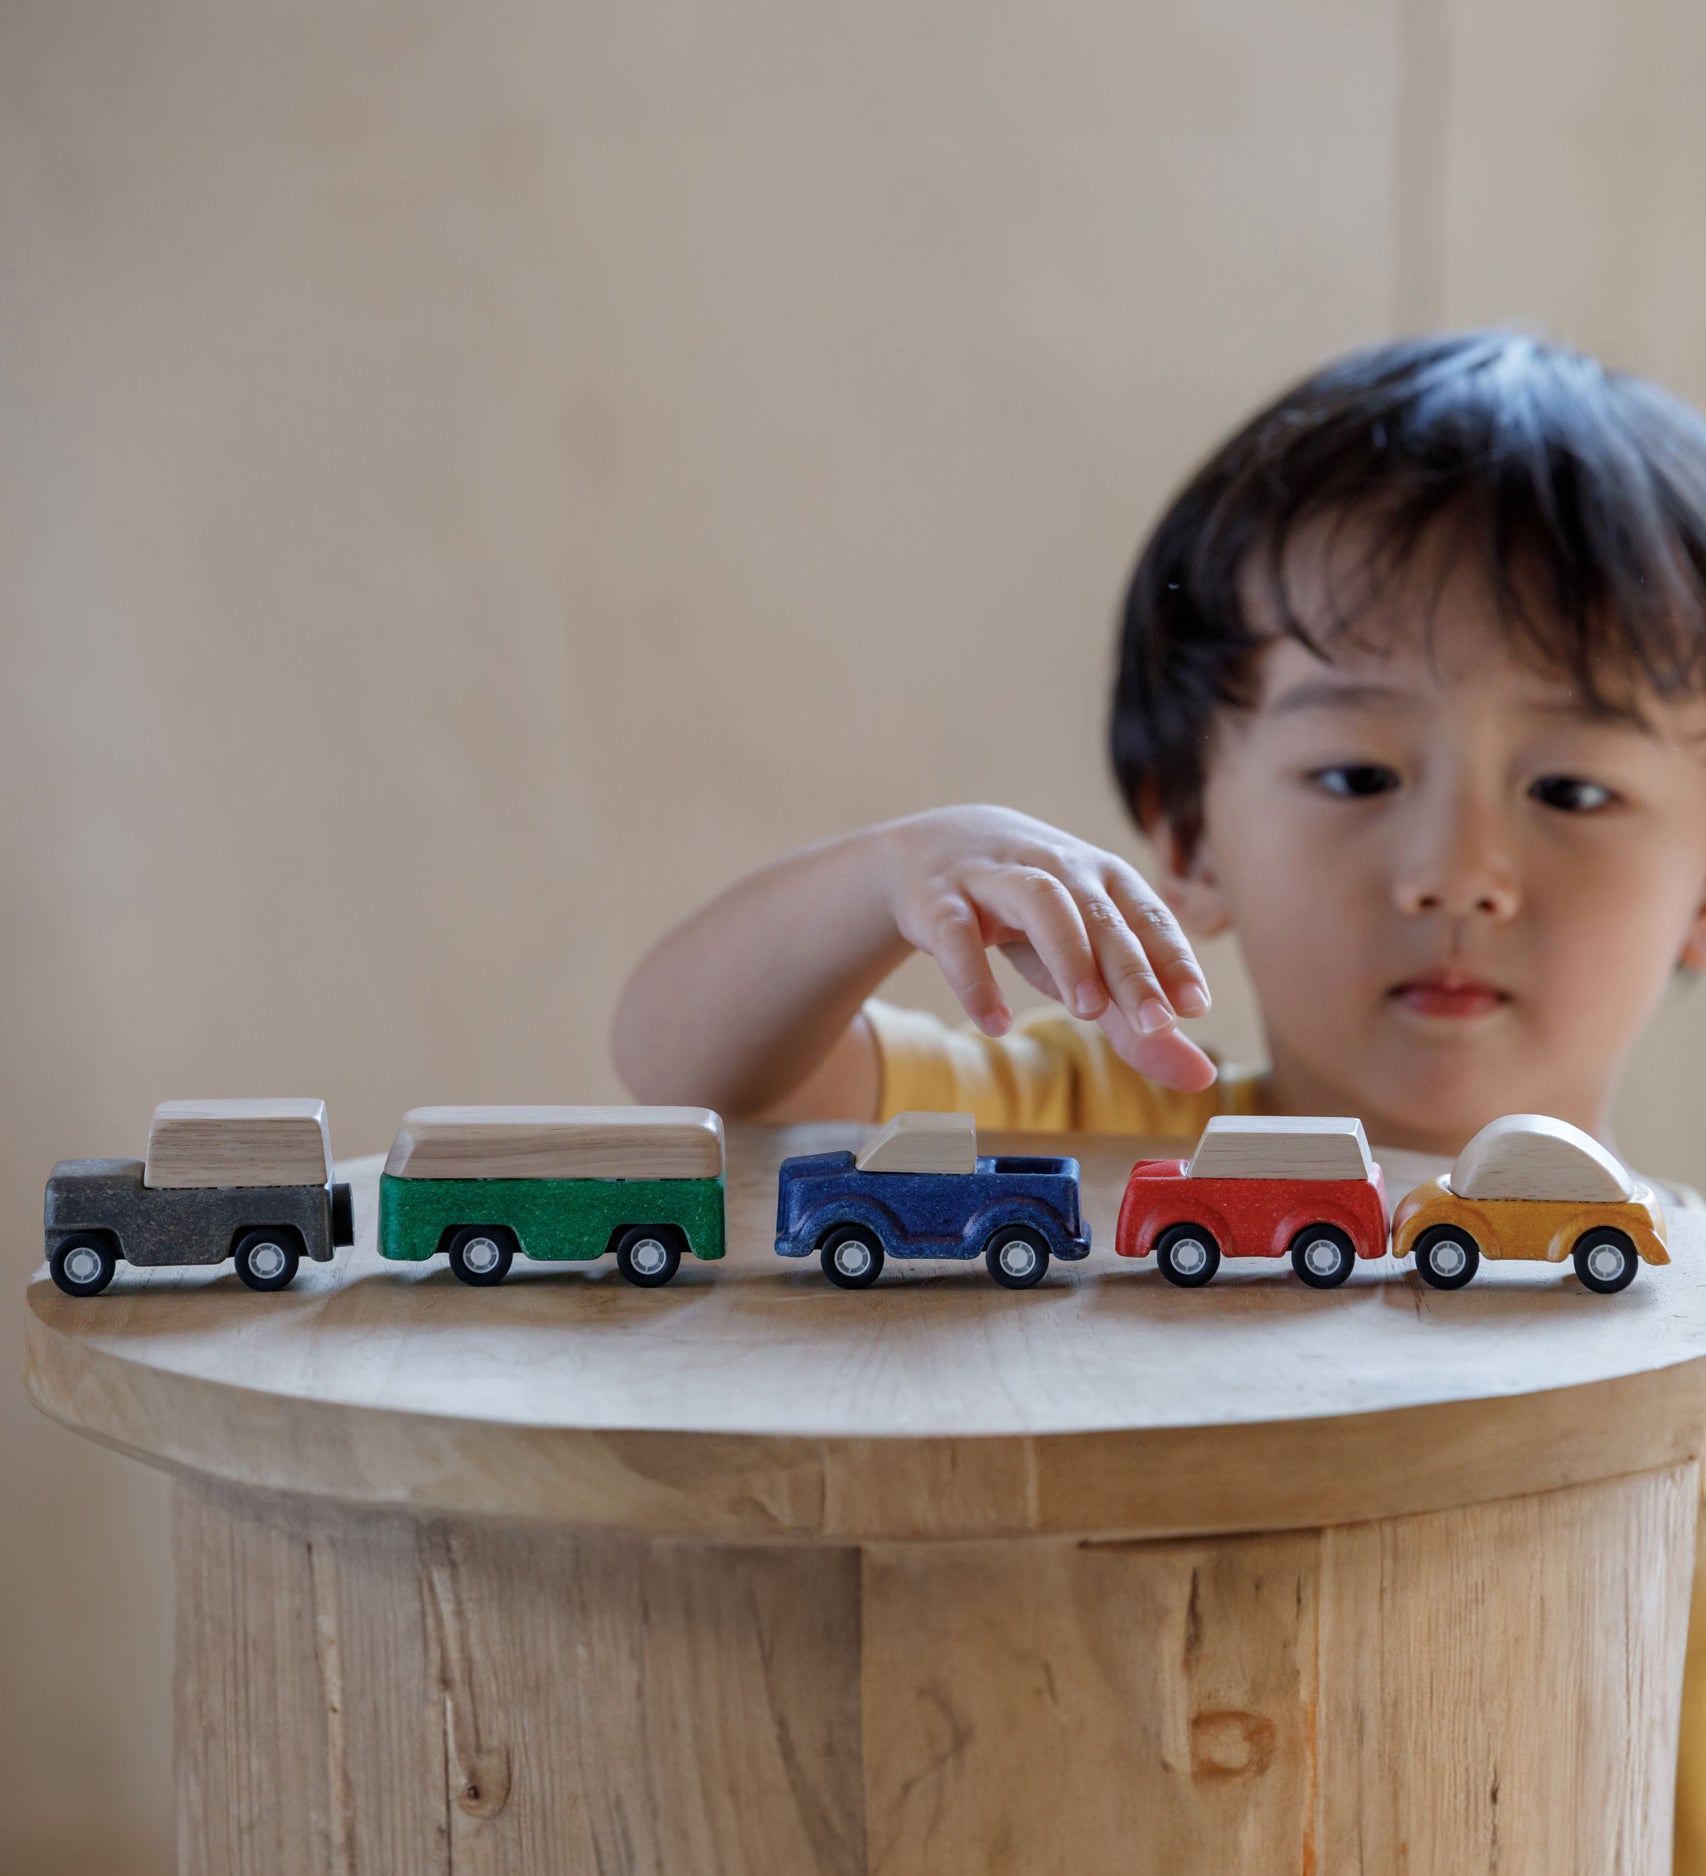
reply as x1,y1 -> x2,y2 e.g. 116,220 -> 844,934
774,1110 -> 1089,1289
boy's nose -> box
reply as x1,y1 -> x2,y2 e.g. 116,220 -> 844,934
1392,824 -> 1520,922
1397,878 -> 1520,920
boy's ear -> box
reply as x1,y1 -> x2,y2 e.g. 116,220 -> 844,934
1679,897 -> 1706,972
1147,813 -> 1234,940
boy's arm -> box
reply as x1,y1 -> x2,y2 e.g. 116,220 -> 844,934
611,806 -> 1216,1121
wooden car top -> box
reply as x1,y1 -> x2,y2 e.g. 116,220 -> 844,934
144,1099 -> 332,1190
383,1105 -> 725,1182
1184,1115 -> 1376,1183
1447,1114 -> 1640,1203
853,1110 -> 977,1176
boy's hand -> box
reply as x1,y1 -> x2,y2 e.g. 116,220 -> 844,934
877,806 -> 1217,1091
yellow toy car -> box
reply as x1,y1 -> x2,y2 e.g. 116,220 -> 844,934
1391,1113 -> 1669,1293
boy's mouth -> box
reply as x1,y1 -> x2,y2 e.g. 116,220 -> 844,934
1388,971 -> 1511,1020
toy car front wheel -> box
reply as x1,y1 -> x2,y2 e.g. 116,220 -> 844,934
1156,1223 -> 1220,1287
615,1224 -> 684,1288
1413,1224 -> 1480,1290
234,1227 -> 304,1292
447,1225 -> 516,1286
50,1234 -> 117,1298
1572,1228 -> 1639,1295
821,1224 -> 885,1289
985,1225 -> 1050,1290
1290,1224 -> 1356,1289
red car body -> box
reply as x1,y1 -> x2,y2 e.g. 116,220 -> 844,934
1116,1157 -> 1388,1264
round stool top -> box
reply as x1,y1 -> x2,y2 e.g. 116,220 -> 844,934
25,1124 -> 1706,1541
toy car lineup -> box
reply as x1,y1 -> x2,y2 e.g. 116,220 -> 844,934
43,1102 -> 1674,1298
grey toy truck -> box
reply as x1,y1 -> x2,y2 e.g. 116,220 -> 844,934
44,1098 -> 355,1295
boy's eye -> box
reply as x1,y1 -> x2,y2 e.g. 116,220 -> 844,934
1308,763 -> 1401,799
1529,774 -> 1614,813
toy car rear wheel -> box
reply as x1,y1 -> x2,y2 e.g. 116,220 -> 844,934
447,1225 -> 516,1286
1156,1223 -> 1220,1287
50,1234 -> 117,1298
984,1224 -> 1050,1290
615,1224 -> 685,1288
234,1227 -> 304,1292
1290,1223 -> 1356,1289
1413,1224 -> 1480,1290
1572,1227 -> 1639,1295
821,1224 -> 885,1289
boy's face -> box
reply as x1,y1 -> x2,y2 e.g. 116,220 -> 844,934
1166,534 -> 1706,1153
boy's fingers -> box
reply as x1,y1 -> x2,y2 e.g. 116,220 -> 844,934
972,869 -> 1102,1017
1098,1000 -> 1219,1092
1071,885 -> 1173,1036
1104,867 -> 1210,1017
923,894 -> 1011,1035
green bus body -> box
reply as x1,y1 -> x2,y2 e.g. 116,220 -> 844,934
378,1174 -> 726,1264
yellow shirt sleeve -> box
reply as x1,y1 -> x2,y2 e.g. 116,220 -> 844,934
862,997 -> 1268,1136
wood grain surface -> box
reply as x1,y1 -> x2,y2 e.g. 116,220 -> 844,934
27,1123 -> 1706,1541
381,1104 -> 725,1181
144,1098 -> 333,1188
173,1464 -> 1695,1876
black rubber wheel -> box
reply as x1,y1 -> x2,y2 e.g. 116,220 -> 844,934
1413,1223 -> 1480,1290
50,1234 -> 117,1298
1572,1227 -> 1639,1295
984,1224 -> 1051,1290
1156,1222 -> 1221,1287
615,1224 -> 685,1288
447,1224 -> 516,1286
330,1182 -> 356,1249
234,1227 -> 304,1292
1289,1223 -> 1357,1289
820,1223 -> 885,1289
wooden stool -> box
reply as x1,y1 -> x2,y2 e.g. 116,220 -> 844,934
25,1124 -> 1706,1873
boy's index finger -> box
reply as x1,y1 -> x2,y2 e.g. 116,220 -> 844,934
1099,1001 -> 1219,1092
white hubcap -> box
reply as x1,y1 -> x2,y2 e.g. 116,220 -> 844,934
1430,1240 -> 1468,1278
66,1247 -> 102,1284
1304,1238 -> 1342,1276
836,1240 -> 873,1277
998,1239 -> 1038,1277
249,1241 -> 287,1280
1587,1244 -> 1625,1282
1172,1237 -> 1209,1276
463,1236 -> 502,1273
630,1237 -> 668,1276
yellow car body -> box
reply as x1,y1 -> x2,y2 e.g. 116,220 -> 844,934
1391,1175 -> 1669,1267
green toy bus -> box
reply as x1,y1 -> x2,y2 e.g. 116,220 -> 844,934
377,1105 -> 725,1287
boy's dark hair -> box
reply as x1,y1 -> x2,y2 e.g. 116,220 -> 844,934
1111,331 -> 1706,859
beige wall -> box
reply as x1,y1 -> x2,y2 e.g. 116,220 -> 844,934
3,1 -> 1703,1867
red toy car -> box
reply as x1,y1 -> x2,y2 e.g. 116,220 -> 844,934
1116,1115 -> 1388,1288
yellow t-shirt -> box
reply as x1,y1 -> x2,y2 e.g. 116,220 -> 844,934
864,997 -> 1269,1134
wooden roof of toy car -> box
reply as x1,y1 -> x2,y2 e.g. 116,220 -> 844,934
144,1099 -> 333,1189
1186,1114 -> 1375,1182
384,1106 -> 725,1182
1449,1113 -> 1636,1204
854,1110 -> 977,1176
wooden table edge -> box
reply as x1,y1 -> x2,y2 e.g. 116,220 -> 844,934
25,1282 -> 1706,1543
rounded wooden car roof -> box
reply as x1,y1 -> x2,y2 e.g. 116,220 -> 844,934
144,1099 -> 332,1189
383,1106 -> 725,1182
1449,1114 -> 1636,1204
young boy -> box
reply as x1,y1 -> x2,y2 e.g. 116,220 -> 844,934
612,331 -> 1706,1859
614,332 -> 1706,1161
